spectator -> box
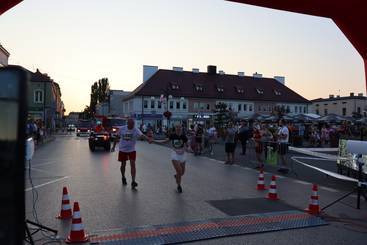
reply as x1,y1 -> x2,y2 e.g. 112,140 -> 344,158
253,123 -> 263,169
238,120 -> 250,155
277,119 -> 290,173
207,124 -> 217,155
224,121 -> 237,165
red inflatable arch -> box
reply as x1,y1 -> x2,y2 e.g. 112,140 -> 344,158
1,0 -> 366,90
228,0 -> 367,91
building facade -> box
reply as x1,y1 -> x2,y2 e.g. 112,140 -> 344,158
27,69 -> 65,129
0,43 -> 10,67
95,89 -> 130,117
311,93 -> 367,117
123,65 -> 310,128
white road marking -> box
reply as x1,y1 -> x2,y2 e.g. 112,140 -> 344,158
25,176 -> 69,192
293,180 -> 311,185
319,186 -> 339,193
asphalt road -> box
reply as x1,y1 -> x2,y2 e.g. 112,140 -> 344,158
25,134 -> 367,244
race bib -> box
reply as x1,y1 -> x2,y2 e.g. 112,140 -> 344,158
173,139 -> 183,148
123,133 -> 133,141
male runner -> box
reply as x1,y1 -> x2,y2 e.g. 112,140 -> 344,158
112,118 -> 152,189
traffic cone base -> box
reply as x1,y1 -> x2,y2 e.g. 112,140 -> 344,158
65,202 -> 89,243
57,187 -> 73,219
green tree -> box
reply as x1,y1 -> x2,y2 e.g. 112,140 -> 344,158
87,78 -> 110,116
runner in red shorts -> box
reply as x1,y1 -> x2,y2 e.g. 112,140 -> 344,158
112,118 -> 152,189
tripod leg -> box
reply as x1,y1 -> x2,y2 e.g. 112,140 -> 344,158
25,222 -> 35,245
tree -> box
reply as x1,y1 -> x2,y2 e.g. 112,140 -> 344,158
87,78 -> 110,116
213,102 -> 231,129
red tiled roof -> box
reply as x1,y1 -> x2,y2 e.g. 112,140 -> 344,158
126,69 -> 310,103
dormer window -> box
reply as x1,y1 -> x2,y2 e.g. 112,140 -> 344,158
256,88 -> 264,95
217,86 -> 224,93
274,89 -> 281,96
236,86 -> 244,93
195,84 -> 204,92
171,83 -> 180,90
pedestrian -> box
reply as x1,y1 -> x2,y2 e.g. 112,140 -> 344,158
207,124 -> 217,155
195,124 -> 204,155
111,118 -> 152,189
154,123 -> 189,193
224,121 -> 237,165
277,119 -> 290,173
253,123 -> 264,169
238,120 -> 250,155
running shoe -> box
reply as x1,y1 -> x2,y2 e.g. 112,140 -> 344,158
177,185 -> 183,193
122,177 -> 127,185
131,181 -> 138,189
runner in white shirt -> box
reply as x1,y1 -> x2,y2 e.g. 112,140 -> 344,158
277,119 -> 289,173
112,118 -> 152,189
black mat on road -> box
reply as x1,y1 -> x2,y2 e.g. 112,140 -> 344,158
207,198 -> 300,216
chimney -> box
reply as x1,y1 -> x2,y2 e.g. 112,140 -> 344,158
218,70 -> 225,75
274,76 -> 285,85
336,95 -> 340,98
329,94 -> 334,98
207,65 -> 217,75
253,72 -> 263,78
238,72 -> 245,77
358,92 -> 363,96
143,65 -> 158,82
350,92 -> 354,97
173,67 -> 183,72
192,68 -> 200,73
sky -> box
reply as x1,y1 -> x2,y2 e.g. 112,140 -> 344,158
1,0 -> 365,114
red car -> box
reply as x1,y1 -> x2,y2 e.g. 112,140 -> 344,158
76,120 -> 94,136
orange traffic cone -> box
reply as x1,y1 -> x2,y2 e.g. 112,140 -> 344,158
306,184 -> 320,215
57,187 -> 72,219
66,202 -> 89,243
256,169 -> 267,190
266,175 -> 279,200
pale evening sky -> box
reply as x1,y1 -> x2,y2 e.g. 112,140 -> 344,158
0,0 -> 365,113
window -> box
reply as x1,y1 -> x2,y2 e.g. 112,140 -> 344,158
183,101 -> 187,109
286,106 -> 290,113
258,106 -> 261,111
316,109 -> 319,115
342,108 -> 346,116
256,88 -> 264,95
342,101 -> 347,104
304,107 -> 307,113
150,100 -> 155,109
157,101 -> 162,109
315,104 -> 319,107
194,102 -> 199,110
228,103 -> 233,110
143,100 -> 148,109
249,105 -> 253,111
195,84 -> 204,92
34,90 -> 44,103
238,104 -> 242,111
324,103 -> 328,106
171,83 -> 179,90
217,87 -> 224,93
236,87 -> 244,93
199,103 -> 205,110
207,104 -> 210,110
295,106 -> 298,113
358,107 -> 361,114
263,107 -> 266,112
274,90 -> 281,96
243,104 -> 247,111
324,109 -> 328,115
169,101 -> 174,109
176,101 -> 180,109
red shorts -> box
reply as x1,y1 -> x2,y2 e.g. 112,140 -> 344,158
118,151 -> 136,161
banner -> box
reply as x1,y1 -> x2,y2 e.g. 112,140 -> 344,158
337,139 -> 367,174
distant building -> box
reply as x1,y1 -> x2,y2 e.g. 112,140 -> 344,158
0,43 -> 10,66
65,112 -> 82,125
96,89 -> 130,117
311,93 -> 367,117
123,65 -> 310,128
27,69 -> 65,129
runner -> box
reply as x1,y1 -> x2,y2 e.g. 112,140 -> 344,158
277,119 -> 290,173
111,118 -> 152,189
154,123 -> 189,193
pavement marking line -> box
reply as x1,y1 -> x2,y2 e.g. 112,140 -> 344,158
25,176 -> 69,192
319,186 -> 339,193
293,180 -> 310,185
293,156 -> 336,161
